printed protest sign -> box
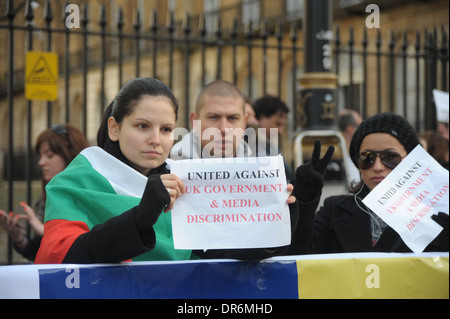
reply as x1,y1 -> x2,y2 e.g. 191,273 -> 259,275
363,145 -> 449,253
170,156 -> 291,250
433,89 -> 449,124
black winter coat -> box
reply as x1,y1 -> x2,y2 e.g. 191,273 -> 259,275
286,194 -> 449,255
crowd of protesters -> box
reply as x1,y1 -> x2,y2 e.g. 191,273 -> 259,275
1,77 -> 448,265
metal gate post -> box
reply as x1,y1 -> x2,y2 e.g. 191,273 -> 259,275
298,0 -> 337,130
295,0 -> 353,189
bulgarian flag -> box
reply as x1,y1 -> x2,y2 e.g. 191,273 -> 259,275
36,146 -> 191,263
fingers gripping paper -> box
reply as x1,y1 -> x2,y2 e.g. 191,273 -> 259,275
170,156 -> 291,250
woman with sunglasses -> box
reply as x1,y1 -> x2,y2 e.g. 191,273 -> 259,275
286,112 -> 448,255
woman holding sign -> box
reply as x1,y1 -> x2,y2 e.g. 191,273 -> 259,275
35,78 -> 191,263
35,77 -> 298,264
287,113 -> 448,255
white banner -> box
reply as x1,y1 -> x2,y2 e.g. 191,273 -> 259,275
170,156 -> 291,250
363,145 -> 449,253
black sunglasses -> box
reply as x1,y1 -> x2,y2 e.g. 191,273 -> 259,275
358,150 -> 405,170
51,124 -> 68,135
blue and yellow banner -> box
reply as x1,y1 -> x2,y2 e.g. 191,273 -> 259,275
0,252 -> 448,299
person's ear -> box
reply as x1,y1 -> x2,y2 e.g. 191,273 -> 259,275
108,116 -> 119,142
190,112 -> 199,130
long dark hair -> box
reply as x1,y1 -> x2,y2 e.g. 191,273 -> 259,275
97,77 -> 179,167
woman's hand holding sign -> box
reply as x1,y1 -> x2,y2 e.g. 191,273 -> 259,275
286,183 -> 296,204
161,174 -> 185,213
431,212 -> 449,250
134,173 -> 185,235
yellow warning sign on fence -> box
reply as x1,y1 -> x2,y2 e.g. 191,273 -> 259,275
25,51 -> 58,101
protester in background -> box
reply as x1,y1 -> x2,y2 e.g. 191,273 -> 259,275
338,109 -> 362,147
338,109 -> 363,186
244,96 -> 259,129
420,130 -> 449,170
436,113 -> 449,170
286,113 -> 448,255
35,78 -> 190,264
252,95 -> 294,181
0,124 -> 88,262
170,80 -> 299,260
171,80 -> 252,159
243,96 -> 260,157
437,122 -> 449,143
433,101 -> 449,167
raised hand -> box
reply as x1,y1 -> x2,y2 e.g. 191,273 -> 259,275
294,139 -> 335,202
20,201 -> 44,236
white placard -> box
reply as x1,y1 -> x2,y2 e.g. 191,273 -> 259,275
433,89 -> 449,123
363,145 -> 449,253
170,156 -> 291,250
